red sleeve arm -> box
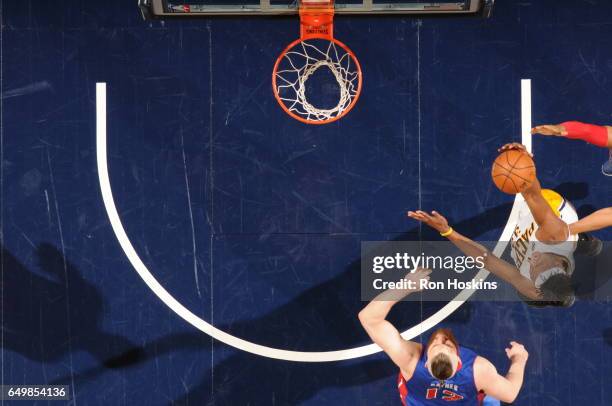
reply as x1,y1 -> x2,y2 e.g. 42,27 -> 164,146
561,121 -> 609,148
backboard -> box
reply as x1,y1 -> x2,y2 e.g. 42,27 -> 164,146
139,0 -> 494,17
137,0 -> 494,124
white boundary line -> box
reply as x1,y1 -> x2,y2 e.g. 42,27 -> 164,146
96,80 -> 532,362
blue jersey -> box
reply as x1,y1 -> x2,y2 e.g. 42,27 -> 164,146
397,346 -> 484,406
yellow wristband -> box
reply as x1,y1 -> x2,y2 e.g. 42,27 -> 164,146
440,227 -> 454,237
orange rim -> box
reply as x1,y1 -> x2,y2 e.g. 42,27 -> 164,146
272,36 -> 362,125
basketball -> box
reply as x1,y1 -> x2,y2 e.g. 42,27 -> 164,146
491,150 -> 536,194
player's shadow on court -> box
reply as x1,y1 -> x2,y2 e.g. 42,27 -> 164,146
208,201 -> 523,352
1,243 -> 145,369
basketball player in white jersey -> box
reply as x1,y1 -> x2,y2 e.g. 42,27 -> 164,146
409,143 -> 612,307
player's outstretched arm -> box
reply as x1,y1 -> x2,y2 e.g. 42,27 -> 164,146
532,122 -> 612,148
570,207 -> 612,234
358,269 -> 430,372
408,210 -> 539,299
520,178 -> 570,241
498,143 -> 568,242
474,342 -> 528,403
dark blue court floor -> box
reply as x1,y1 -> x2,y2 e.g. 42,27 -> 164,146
3,0 -> 612,404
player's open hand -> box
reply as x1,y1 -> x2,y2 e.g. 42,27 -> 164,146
498,143 -> 533,157
407,210 -> 450,234
505,341 -> 529,364
404,268 -> 432,292
531,124 -> 568,137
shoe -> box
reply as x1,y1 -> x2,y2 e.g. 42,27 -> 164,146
576,233 -> 603,257
603,151 -> 612,176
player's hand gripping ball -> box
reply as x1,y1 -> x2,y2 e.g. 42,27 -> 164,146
491,144 -> 536,195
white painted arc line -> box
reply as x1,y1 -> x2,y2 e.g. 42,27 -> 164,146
96,84 -> 353,361
96,80 -> 531,362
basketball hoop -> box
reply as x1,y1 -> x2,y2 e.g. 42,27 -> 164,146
272,0 -> 362,125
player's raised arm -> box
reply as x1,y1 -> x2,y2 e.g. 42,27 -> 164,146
498,143 -> 568,242
358,269 -> 430,372
520,179 -> 569,241
408,210 -> 539,299
474,342 -> 529,403
532,121 -> 612,148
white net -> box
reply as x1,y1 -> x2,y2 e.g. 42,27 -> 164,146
274,39 -> 361,123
